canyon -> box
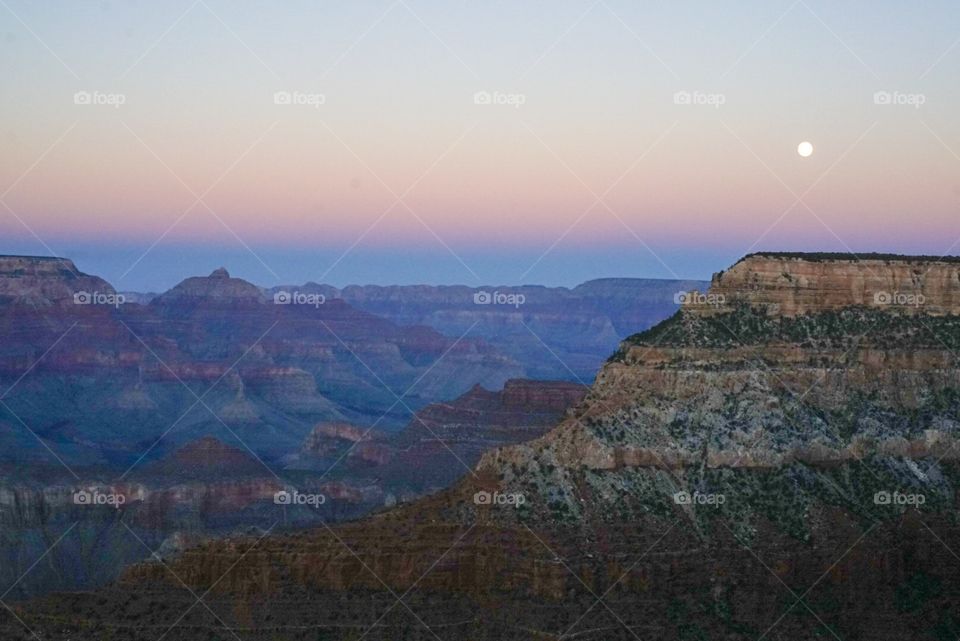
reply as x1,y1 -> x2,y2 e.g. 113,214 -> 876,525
5,252 -> 958,640
0,255 -> 625,598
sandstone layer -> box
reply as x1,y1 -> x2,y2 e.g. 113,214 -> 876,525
695,252 -> 960,316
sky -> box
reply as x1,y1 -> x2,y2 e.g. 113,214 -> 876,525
1,0 -> 959,291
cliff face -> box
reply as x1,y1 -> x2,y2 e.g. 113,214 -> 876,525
303,422 -> 379,452
479,256 -> 960,510
699,252 -> 960,316
151,267 -> 265,303
500,377 -> 588,411
404,379 -> 587,442
485,323 -> 960,473
0,255 -> 115,307
0,460 -> 281,600
0,435 -> 378,600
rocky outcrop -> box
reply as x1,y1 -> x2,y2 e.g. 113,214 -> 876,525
695,252 -> 960,316
304,422 -> 379,448
301,422 -> 395,465
501,377 -> 588,411
0,255 -> 115,307
465,254 -> 960,551
480,255 -> 960,482
145,436 -> 266,478
152,267 -> 265,303
404,379 -> 587,444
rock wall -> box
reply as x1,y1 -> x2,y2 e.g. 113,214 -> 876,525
0,255 -> 115,307
694,253 -> 960,316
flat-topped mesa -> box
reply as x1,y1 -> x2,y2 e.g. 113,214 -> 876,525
500,378 -> 588,412
0,255 -> 78,274
0,254 -> 116,306
682,252 -> 960,317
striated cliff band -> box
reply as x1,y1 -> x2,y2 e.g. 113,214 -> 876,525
5,252 -> 960,641
698,251 -> 960,316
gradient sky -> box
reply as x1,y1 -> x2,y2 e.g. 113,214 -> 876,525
2,1 -> 959,291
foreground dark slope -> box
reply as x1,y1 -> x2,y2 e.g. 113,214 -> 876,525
6,253 -> 960,640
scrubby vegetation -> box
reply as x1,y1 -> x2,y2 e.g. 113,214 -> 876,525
738,251 -> 960,264
613,305 -> 960,356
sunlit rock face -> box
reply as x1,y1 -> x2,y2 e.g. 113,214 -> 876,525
698,252 -> 960,317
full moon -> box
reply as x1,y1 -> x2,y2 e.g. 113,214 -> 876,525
797,141 -> 814,157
